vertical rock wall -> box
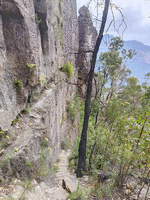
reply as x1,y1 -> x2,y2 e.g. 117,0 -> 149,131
76,5 -> 97,96
77,5 -> 97,80
0,0 -> 78,130
0,0 -> 98,188
0,0 -> 79,185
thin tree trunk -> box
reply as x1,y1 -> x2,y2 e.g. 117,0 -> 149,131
89,137 -> 98,170
76,0 -> 110,177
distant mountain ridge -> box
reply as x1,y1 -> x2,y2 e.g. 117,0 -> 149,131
98,35 -> 150,83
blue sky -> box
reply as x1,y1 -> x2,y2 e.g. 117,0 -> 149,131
76,0 -> 150,46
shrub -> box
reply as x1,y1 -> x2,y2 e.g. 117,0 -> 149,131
35,13 -> 42,24
27,63 -> 36,69
68,159 -> 76,171
66,184 -> 84,200
38,75 -> 47,85
27,63 -> 36,77
61,140 -> 70,150
66,101 -> 77,123
12,117 -> 21,125
14,77 -> 22,89
62,61 -> 74,80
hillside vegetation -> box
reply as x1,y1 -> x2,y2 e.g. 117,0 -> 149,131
67,37 -> 150,199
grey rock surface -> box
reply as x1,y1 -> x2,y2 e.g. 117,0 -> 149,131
76,5 -> 97,96
0,0 -> 96,199
0,0 -> 80,190
0,0 -> 78,130
0,150 -> 78,200
77,5 -> 97,79
0,73 -> 77,184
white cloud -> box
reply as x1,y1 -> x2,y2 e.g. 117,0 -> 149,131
76,0 -> 150,45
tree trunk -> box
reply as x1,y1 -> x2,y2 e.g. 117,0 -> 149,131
76,0 -> 110,178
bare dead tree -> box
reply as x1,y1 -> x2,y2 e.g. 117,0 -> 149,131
76,0 -> 110,177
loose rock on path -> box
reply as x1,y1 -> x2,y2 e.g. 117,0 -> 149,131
0,150 -> 78,200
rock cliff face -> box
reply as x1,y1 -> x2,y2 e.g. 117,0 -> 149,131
0,0 -> 78,185
0,0 -> 78,130
76,5 -> 97,80
0,0 -> 97,191
76,5 -> 97,96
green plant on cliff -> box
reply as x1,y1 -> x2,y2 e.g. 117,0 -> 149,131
12,117 -> 21,125
53,22 -> 64,41
0,130 -> 11,151
0,150 -> 15,170
38,75 -> 47,85
62,61 -> 74,80
60,113 -> 67,127
27,63 -> 36,77
27,63 -> 36,70
23,106 -> 30,114
35,13 -> 42,24
14,77 -> 22,89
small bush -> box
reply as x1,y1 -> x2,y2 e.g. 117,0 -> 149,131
68,159 -> 76,171
66,185 -> 84,200
12,117 -> 21,125
27,63 -> 36,69
62,61 -> 74,80
14,77 -> 22,89
38,75 -> 47,85
35,13 -> 42,24
66,101 -> 77,123
27,63 -> 36,77
61,140 -> 70,150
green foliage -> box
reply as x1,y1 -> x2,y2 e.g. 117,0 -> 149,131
68,159 -> 76,171
60,113 -> 67,126
35,13 -> 42,24
12,117 -> 21,125
0,130 -> 11,151
27,63 -> 36,69
3,195 -> 15,200
20,179 -> 34,191
27,63 -> 36,78
38,75 -> 47,85
69,37 -> 150,198
99,51 -> 122,76
61,140 -> 70,150
66,95 -> 81,124
53,22 -> 64,41
0,150 -> 15,169
25,158 -> 33,170
24,106 -> 30,114
0,130 -> 6,138
52,162 -> 59,175
66,101 -> 77,123
14,77 -> 22,89
62,61 -> 74,80
66,184 -> 84,200
109,37 -> 124,51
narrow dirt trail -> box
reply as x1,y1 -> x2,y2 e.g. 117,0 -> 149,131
47,149 -> 78,200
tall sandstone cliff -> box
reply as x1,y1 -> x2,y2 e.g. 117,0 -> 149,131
76,5 -> 97,96
0,0 -> 97,191
0,0 -> 78,130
